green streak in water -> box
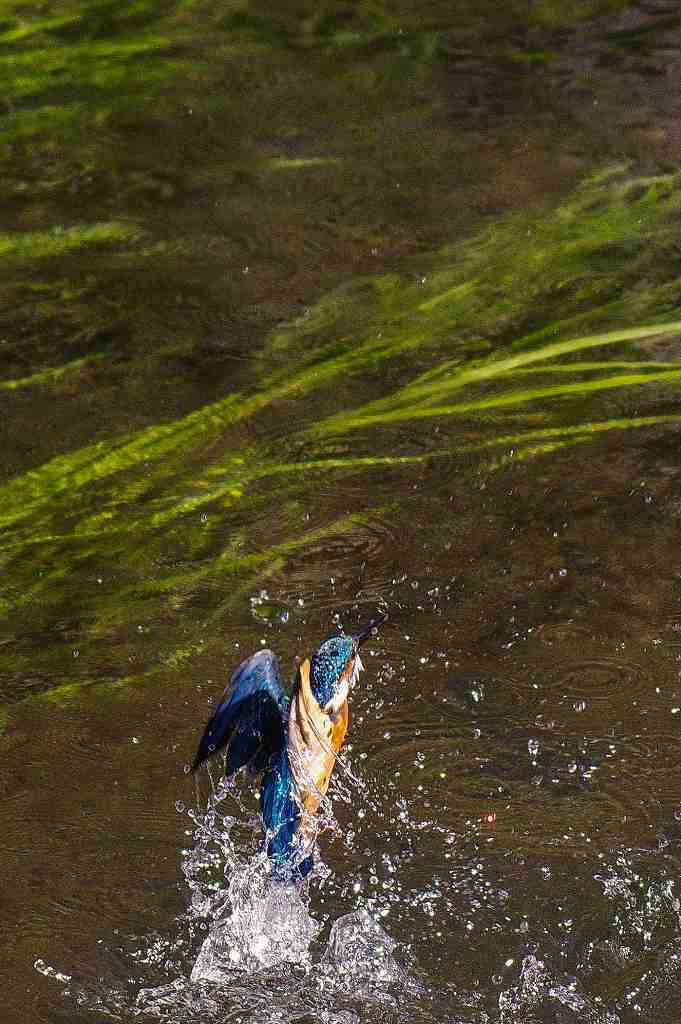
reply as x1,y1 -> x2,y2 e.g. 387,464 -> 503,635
0,354 -> 106,391
3,163 -> 681,723
0,222 -> 137,261
316,324 -> 681,433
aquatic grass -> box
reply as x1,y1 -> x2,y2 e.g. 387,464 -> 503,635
0,222 -> 137,261
2,290 -> 681,556
395,365 -> 681,420
4,166 -> 681,722
7,371 -> 677,567
481,439 -> 581,474
4,401 -> 676,715
0,0 -> 240,170
0,354 -> 106,391
260,414 -> 681,480
315,323 -> 681,435
0,320 -> 440,537
4,0 -> 680,733
1,174 -> 679,516
0,506 -> 389,711
0,34 -> 179,123
511,361 -> 681,375
0,397 -> 249,533
0,0 -> 484,160
262,169 -> 681,397
260,157 -> 342,172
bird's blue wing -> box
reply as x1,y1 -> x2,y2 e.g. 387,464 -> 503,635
191,649 -> 288,774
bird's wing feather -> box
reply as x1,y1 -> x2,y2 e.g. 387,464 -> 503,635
191,649 -> 288,773
260,748 -> 301,861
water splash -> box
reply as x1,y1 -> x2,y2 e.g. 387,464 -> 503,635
190,874 -> 320,980
320,908 -> 409,1002
34,775 -> 681,1024
126,773 -> 414,1023
499,955 -> 621,1024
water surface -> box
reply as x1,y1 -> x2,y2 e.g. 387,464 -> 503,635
3,1 -> 681,1021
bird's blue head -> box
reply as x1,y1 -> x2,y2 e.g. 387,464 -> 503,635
308,615 -> 386,713
309,635 -> 357,713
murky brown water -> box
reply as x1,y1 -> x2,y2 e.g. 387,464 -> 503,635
2,1 -> 681,1022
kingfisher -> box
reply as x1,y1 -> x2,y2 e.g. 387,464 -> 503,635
191,613 -> 387,878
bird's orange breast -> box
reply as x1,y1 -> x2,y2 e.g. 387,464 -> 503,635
287,661 -> 349,829
308,697 -> 348,807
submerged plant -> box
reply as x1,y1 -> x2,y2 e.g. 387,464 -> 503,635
2,165 -> 681,730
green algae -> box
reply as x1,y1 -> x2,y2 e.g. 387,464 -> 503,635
0,353 -> 106,391
260,157 -> 342,172
3,163 -> 681,724
315,323 -> 681,435
0,507 -> 388,713
0,0 -> 649,422
262,168 -> 681,386
0,222 -> 137,261
526,0 -> 629,28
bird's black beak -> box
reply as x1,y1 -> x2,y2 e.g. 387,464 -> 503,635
352,611 -> 388,651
